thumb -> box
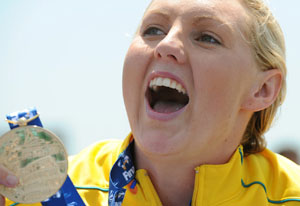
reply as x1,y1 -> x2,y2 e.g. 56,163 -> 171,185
0,195 -> 5,206
0,165 -> 18,187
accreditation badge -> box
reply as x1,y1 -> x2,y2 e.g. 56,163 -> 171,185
0,110 -> 68,204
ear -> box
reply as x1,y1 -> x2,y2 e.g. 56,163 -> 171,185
242,69 -> 283,112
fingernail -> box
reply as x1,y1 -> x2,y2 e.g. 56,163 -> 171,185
6,175 -> 18,187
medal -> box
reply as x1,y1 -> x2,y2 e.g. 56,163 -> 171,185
0,109 -> 68,204
0,125 -> 68,203
0,108 -> 85,205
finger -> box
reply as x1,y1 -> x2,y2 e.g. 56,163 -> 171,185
0,195 -> 5,206
0,165 -> 18,187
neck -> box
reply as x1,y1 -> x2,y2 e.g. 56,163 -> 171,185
134,146 -> 200,206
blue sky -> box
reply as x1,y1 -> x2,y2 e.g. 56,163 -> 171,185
0,0 -> 299,155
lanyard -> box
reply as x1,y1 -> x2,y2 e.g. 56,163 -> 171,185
108,140 -> 135,206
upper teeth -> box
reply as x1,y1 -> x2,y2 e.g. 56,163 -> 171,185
149,77 -> 187,94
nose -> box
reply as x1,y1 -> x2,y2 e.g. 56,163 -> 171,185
154,27 -> 187,64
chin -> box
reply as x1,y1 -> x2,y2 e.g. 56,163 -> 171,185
133,128 -> 186,156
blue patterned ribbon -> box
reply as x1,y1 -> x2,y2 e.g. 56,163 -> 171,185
108,140 -> 135,206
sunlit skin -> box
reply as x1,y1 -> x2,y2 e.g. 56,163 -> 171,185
122,0 -> 282,205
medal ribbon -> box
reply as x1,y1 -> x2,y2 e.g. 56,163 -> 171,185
6,108 -> 85,206
108,140 -> 136,206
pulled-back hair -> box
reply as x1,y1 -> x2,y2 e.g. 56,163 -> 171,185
240,0 -> 286,155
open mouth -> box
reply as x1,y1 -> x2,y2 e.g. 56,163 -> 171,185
146,77 -> 189,114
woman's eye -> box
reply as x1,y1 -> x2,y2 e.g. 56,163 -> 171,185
195,33 -> 221,45
143,27 -> 165,37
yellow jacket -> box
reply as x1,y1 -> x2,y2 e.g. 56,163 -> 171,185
6,134 -> 300,206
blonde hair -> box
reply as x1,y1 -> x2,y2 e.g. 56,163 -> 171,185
240,0 -> 287,155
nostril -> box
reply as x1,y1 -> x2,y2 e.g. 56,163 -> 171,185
156,52 -> 177,61
167,54 -> 177,61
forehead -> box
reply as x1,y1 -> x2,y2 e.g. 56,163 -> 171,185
145,0 -> 249,31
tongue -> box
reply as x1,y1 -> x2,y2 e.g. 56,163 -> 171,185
153,101 -> 184,113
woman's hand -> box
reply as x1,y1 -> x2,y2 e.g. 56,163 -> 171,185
0,165 -> 19,206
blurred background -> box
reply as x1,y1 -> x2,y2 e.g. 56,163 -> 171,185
0,0 -> 299,162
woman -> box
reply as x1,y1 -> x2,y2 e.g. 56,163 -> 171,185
2,0 -> 300,205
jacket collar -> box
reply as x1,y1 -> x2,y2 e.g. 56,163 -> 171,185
191,146 -> 244,205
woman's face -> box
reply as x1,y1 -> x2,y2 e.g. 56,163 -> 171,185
123,0 -> 260,159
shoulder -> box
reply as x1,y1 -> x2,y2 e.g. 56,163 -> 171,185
68,139 -> 124,188
243,148 -> 300,201
70,139 -> 124,164
252,148 -> 300,183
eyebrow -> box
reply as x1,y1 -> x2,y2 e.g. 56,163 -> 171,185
191,14 -> 234,33
143,9 -> 171,22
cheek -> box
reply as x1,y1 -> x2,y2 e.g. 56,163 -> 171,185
191,54 -> 249,112
122,39 -> 153,114
123,39 -> 152,78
